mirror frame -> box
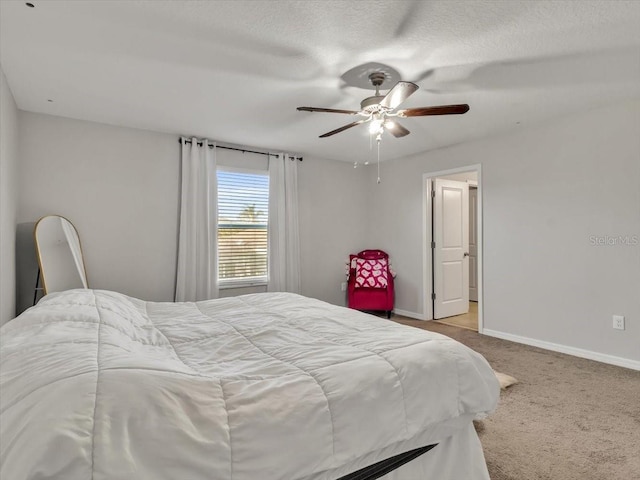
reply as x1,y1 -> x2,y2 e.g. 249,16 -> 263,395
34,215 -> 89,295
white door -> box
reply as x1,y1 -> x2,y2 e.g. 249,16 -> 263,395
469,187 -> 478,302
433,178 -> 469,319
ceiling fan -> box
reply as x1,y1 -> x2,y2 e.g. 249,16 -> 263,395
297,72 -> 469,139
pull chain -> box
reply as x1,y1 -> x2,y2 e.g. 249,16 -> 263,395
365,129 -> 372,166
376,133 -> 381,184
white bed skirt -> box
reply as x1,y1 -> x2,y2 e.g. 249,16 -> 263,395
303,415 -> 489,480
380,423 -> 489,480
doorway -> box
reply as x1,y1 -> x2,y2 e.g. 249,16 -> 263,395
422,165 -> 482,332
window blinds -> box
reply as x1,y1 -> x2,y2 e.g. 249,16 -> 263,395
217,170 -> 269,283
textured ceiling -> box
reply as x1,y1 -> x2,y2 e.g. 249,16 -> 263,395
1,0 -> 639,162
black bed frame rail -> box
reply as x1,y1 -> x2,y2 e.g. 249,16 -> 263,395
336,444 -> 438,480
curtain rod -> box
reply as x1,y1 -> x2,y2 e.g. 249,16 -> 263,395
179,138 -> 303,161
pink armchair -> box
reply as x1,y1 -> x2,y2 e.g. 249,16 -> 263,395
347,249 -> 395,318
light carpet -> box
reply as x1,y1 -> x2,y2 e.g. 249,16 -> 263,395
393,317 -> 640,480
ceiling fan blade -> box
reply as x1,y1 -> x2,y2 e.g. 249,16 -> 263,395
385,121 -> 410,138
297,106 -> 361,115
397,104 -> 470,117
319,119 -> 368,138
379,81 -> 419,109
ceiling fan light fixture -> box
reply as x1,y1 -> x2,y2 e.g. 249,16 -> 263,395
296,70 -> 469,141
369,117 -> 384,134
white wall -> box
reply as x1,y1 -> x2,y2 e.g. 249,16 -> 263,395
18,112 -> 181,302
17,112 -> 368,306
0,66 -> 19,324
298,156 -> 368,306
367,100 -> 640,365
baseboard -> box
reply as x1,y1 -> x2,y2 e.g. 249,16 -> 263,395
393,309 -> 427,320
483,329 -> 640,371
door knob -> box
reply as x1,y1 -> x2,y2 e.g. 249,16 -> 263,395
463,252 -> 469,257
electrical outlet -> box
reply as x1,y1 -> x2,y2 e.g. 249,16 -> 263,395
341,282 -> 347,292
613,315 -> 625,330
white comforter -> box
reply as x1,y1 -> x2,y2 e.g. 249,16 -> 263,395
0,290 -> 499,480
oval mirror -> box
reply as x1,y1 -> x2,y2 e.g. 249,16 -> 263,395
34,215 -> 88,295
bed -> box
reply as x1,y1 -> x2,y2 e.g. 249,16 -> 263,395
0,289 -> 499,479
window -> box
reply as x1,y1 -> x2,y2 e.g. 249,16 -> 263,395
217,169 -> 269,286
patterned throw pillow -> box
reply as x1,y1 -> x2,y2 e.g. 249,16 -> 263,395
355,258 -> 388,288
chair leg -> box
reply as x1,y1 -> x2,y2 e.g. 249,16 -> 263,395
387,310 -> 391,319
